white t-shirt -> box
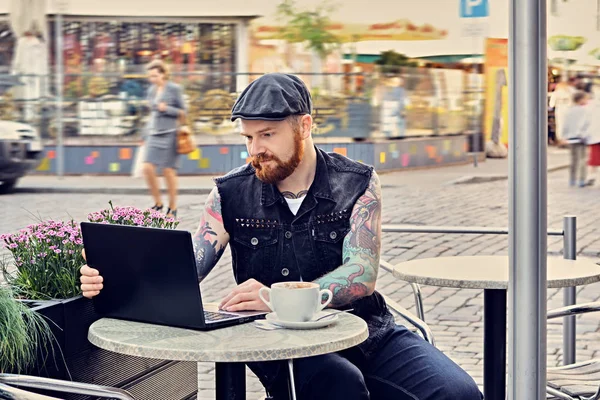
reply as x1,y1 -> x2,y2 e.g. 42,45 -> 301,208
285,196 -> 305,215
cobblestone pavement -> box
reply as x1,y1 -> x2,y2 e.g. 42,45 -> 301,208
1,163 -> 599,399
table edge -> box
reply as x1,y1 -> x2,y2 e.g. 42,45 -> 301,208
392,270 -> 600,290
87,317 -> 369,363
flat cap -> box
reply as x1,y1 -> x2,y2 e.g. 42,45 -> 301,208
231,73 -> 312,122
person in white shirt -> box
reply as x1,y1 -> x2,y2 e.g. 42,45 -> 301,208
562,91 -> 591,187
550,76 -> 576,144
585,87 -> 600,185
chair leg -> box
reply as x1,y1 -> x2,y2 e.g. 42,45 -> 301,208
287,360 -> 297,400
410,283 -> 426,322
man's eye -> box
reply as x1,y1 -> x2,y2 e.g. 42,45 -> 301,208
263,132 -> 273,138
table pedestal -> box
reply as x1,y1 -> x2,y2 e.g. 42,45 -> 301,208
216,362 -> 246,400
484,289 -> 507,400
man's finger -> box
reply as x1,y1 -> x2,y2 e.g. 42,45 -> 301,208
218,288 -> 239,308
226,300 -> 264,312
218,283 -> 257,308
81,283 -> 103,292
80,265 -> 99,276
222,293 -> 255,310
80,275 -> 103,284
82,291 -> 100,299
81,248 -> 86,261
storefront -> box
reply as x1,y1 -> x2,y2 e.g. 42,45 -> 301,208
0,0 -> 255,91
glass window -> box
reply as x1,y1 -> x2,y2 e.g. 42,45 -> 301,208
48,19 -> 237,75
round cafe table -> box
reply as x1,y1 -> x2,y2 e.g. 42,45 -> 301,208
88,312 -> 368,400
392,255 -> 600,400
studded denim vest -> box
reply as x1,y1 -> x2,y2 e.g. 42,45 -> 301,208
215,147 -> 395,354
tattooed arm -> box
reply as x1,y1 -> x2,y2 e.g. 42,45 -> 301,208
314,171 -> 382,308
193,186 -> 230,282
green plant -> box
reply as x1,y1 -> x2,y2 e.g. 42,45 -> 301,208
1,220 -> 86,300
276,0 -> 340,60
375,50 -> 418,71
1,202 -> 179,300
87,201 -> 180,229
0,285 -> 53,373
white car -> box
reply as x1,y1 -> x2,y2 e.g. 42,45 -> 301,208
0,120 -> 43,193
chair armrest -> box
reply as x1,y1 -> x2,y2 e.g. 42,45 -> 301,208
381,294 -> 436,346
380,260 -> 426,321
0,374 -> 134,400
0,382 -> 61,399
380,259 -> 395,274
547,301 -> 600,320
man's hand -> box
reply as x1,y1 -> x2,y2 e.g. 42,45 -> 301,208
79,249 -> 103,298
218,279 -> 271,312
158,102 -> 167,112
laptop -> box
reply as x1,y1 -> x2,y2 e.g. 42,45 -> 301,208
80,222 -> 267,330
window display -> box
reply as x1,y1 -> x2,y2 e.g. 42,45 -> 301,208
45,19 -> 237,76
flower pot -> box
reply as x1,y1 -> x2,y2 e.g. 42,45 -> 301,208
16,296 -> 198,400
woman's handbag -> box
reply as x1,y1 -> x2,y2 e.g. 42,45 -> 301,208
177,111 -> 196,154
131,142 -> 146,178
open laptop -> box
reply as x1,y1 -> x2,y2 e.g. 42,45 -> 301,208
80,222 -> 267,330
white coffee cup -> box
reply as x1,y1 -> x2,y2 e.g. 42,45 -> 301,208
258,282 -> 333,322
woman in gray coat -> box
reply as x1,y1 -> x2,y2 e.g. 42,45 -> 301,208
142,60 -> 185,218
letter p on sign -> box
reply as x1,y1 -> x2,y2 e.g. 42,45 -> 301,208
460,0 -> 489,18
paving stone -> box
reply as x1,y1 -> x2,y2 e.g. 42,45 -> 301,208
4,165 -> 600,397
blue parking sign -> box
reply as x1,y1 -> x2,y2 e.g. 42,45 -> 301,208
460,0 -> 489,18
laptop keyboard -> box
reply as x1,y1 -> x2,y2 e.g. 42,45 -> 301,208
204,310 -> 237,322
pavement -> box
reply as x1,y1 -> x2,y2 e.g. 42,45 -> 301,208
3,146 -> 598,399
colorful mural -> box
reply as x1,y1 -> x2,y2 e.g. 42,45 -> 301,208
34,136 -> 469,176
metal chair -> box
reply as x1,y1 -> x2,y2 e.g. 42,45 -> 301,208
380,260 -> 426,321
546,302 -> 600,400
378,260 -> 434,345
0,374 -> 134,400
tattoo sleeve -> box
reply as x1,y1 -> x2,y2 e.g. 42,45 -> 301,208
192,187 -> 230,282
315,172 -> 382,308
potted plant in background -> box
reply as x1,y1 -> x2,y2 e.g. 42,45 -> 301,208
1,203 -> 197,400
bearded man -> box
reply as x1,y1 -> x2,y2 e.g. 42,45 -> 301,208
80,73 -> 482,400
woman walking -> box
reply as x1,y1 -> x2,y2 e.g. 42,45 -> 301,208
142,60 -> 185,218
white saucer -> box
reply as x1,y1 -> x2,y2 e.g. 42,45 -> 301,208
265,311 -> 339,330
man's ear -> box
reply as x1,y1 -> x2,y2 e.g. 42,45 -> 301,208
300,114 -> 313,139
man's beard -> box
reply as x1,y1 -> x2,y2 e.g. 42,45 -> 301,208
251,130 -> 304,185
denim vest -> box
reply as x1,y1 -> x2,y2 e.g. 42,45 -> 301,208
215,147 -> 395,354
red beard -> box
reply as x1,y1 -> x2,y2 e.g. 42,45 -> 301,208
250,129 -> 304,184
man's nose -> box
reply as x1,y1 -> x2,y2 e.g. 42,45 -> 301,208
249,140 -> 265,157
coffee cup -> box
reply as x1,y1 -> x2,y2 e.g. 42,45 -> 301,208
258,282 -> 333,322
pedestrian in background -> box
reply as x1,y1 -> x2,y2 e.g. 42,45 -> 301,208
562,91 -> 591,187
141,60 -> 185,218
550,75 -> 576,144
586,83 -> 600,185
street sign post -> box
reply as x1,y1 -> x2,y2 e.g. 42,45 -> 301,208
460,0 -> 489,166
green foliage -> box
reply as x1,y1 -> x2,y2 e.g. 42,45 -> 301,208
1,201 -> 179,300
0,286 -> 53,373
276,0 -> 341,60
375,50 -> 418,69
1,220 -> 86,300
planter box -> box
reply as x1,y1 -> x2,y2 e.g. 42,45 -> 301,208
17,296 -> 198,400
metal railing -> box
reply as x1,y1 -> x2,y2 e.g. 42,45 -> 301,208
381,215 -> 578,366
